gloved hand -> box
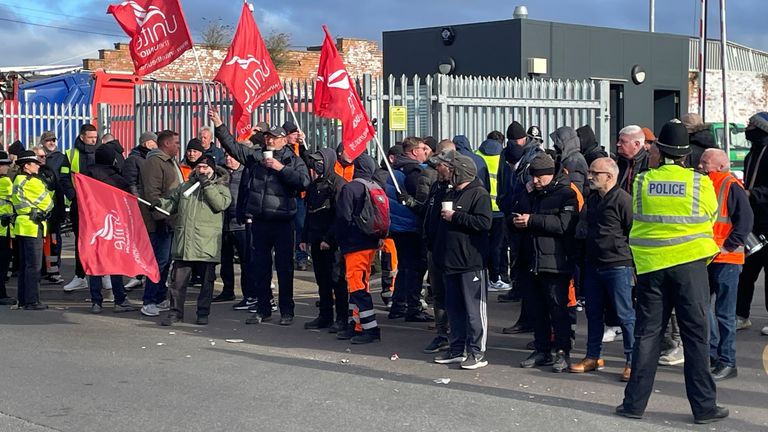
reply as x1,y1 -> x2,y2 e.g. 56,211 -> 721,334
0,215 -> 12,227
197,172 -> 211,188
397,191 -> 416,208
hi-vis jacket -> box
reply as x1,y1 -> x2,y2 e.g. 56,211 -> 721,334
629,164 -> 719,274
0,175 -> 13,237
12,173 -> 53,238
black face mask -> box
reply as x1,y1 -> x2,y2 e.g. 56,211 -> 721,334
745,128 -> 767,143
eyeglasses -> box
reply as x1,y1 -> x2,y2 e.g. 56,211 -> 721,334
588,170 -> 610,176
36,154 -> 47,159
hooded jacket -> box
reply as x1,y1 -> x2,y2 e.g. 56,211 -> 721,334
431,177 -> 492,275
511,173 -> 579,274
688,126 -> 717,169
616,148 -> 650,195
385,154 -> 423,233
123,145 -> 151,196
497,138 -> 543,215
215,124 -> 310,221
336,153 -> 382,254
82,145 -> 130,193
159,166 -> 231,263
577,125 -> 608,166
44,148 -> 68,181
303,148 -> 346,246
551,126 -> 589,194
140,148 -> 183,233
61,137 -> 97,200
744,132 -> 768,235
453,135 -> 490,190
423,179 -> 451,251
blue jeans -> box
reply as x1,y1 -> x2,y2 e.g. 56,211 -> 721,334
89,275 -> 127,306
708,263 -> 741,367
142,230 -> 172,305
583,265 -> 636,362
294,199 -> 309,264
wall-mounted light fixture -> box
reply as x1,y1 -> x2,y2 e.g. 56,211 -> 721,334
631,65 -> 646,85
438,57 -> 456,75
441,27 -> 455,46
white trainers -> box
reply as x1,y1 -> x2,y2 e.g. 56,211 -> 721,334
602,326 -> 623,343
102,276 -> 112,290
63,276 -> 88,292
141,304 -> 160,317
125,278 -> 143,289
488,277 -> 511,292
156,299 -> 170,312
658,346 -> 685,366
761,326 -> 768,336
735,316 -> 752,331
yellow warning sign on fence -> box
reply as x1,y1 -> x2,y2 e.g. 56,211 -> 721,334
389,106 -> 407,131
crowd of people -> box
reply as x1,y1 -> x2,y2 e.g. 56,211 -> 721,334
2,108 -> 768,424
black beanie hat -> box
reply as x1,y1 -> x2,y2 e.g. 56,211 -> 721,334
186,138 -> 205,153
506,121 -> 526,140
529,153 -> 555,176
423,136 -> 438,152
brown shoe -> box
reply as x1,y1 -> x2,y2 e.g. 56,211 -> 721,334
569,357 -> 605,373
621,364 -> 632,382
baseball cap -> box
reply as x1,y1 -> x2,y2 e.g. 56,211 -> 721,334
264,125 -> 287,138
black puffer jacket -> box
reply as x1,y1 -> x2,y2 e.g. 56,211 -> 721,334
215,124 -> 309,221
303,148 -> 346,246
515,173 -> 579,274
123,145 -> 151,196
223,165 -> 245,232
688,126 -> 717,169
423,179 -> 451,251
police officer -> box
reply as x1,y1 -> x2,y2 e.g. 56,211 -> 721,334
12,150 -> 54,310
0,151 -> 16,305
616,122 -> 728,424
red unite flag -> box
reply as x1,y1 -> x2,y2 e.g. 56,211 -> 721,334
314,25 -> 375,160
107,0 -> 193,76
74,173 -> 160,283
214,3 -> 283,139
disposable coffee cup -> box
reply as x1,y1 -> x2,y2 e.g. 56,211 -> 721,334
441,201 -> 453,211
263,150 -> 274,159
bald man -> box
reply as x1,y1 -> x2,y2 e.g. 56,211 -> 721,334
698,149 -> 753,381
571,157 -> 635,381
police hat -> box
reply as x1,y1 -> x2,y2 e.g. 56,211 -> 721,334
15,150 -> 42,165
655,122 -> 691,158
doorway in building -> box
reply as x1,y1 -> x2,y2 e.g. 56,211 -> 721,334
654,90 -> 681,134
610,84 -> 625,152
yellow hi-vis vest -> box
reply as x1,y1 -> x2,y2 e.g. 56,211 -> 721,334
629,164 -> 719,274
11,174 -> 53,238
0,176 -> 13,237
476,150 -> 500,212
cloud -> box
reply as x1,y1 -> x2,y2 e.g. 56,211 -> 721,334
0,0 -> 766,66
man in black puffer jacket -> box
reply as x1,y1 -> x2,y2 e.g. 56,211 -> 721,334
210,111 -> 309,326
301,147 -> 349,332
123,131 -> 157,196
512,153 -> 579,373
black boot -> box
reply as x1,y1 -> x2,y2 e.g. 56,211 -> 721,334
351,328 -> 381,344
336,322 -> 360,340
304,316 -> 333,330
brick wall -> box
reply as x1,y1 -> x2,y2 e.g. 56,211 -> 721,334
687,70 -> 768,124
82,38 -> 382,82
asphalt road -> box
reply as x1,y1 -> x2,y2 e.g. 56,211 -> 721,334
0,243 -> 766,432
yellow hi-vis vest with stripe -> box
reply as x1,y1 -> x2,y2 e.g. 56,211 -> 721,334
629,164 -> 719,275
475,151 -> 500,212
0,176 -> 13,237
11,174 -> 53,238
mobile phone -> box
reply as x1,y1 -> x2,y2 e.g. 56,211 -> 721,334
511,212 -> 522,217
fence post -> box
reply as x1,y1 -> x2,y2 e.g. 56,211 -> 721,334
434,74 -> 450,141
597,80 -> 611,150
97,103 -> 110,137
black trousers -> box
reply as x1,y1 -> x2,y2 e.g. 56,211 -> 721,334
428,252 -> 448,336
488,217 -> 507,281
0,235 -> 11,298
168,261 -> 216,318
17,236 -> 43,306
251,220 -> 295,316
622,259 -> 717,418
736,245 -> 768,318
220,230 -> 255,298
391,231 -> 427,315
70,202 -> 85,278
311,242 -> 348,322
531,272 -> 572,353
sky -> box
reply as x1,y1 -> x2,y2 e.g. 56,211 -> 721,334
0,0 -> 766,67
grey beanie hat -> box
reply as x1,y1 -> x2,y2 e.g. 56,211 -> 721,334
450,154 -> 477,185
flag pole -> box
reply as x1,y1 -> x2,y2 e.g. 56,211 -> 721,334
372,135 -> 401,195
281,88 -> 301,129
137,197 -> 171,216
191,44 -> 213,112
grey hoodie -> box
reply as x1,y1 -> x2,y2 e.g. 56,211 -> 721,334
550,126 -> 588,194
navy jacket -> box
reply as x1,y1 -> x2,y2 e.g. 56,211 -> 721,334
336,154 -> 381,254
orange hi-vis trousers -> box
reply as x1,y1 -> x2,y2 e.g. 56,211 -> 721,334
344,249 -> 377,333
379,238 -> 397,299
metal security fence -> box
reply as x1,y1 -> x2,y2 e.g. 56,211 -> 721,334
97,74 -> 609,157
689,38 -> 768,72
1,100 -> 93,152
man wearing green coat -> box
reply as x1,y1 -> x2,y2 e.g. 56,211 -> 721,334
159,155 -> 232,326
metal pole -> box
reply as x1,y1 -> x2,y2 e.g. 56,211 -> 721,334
190,44 -> 213,112
281,89 -> 302,130
649,0 -> 655,32
373,135 -> 401,195
720,0 -> 730,154
701,0 -> 708,120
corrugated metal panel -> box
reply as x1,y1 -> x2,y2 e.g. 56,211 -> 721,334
689,38 -> 768,72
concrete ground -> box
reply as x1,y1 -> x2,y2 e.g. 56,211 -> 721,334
0,239 -> 766,432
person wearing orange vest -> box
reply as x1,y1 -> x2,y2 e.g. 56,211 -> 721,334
698,149 -> 753,381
